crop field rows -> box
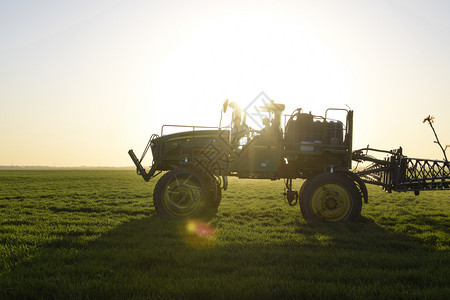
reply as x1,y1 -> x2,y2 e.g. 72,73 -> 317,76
0,170 -> 449,299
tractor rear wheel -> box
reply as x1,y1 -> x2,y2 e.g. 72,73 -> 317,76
299,173 -> 362,222
153,168 -> 213,218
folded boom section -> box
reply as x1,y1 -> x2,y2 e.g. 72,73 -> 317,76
354,147 -> 450,193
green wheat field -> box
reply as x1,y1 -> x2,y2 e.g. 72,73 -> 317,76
0,170 -> 449,299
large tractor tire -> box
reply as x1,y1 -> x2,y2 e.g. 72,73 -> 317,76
153,168 -> 218,218
299,173 -> 362,222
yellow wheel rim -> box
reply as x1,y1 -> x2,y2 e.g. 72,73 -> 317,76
310,183 -> 352,222
162,174 -> 203,217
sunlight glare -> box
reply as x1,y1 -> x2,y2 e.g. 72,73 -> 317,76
182,219 -> 218,248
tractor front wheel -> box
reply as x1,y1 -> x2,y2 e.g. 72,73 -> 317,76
299,173 -> 362,222
153,168 -> 212,218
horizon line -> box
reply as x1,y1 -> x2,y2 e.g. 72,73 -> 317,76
0,165 -> 137,170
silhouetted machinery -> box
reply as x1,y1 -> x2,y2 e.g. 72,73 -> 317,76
129,100 -> 449,222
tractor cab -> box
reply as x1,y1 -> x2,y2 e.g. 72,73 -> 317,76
223,100 -> 285,179
254,101 -> 285,146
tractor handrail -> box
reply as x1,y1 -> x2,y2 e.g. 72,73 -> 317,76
324,108 -> 348,122
161,124 -> 229,137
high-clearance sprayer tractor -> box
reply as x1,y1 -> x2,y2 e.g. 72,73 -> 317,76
129,99 -> 449,222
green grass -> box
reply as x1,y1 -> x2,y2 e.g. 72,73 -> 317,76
0,170 -> 449,299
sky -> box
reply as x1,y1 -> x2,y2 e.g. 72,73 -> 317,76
1,0 -> 449,167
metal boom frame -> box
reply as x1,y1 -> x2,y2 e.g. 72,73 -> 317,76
353,147 -> 450,194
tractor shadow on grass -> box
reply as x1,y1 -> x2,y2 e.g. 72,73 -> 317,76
0,214 -> 186,298
1,213 -> 448,299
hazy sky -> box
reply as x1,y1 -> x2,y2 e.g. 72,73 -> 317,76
1,0 -> 449,167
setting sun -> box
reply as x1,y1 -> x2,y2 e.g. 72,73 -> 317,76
1,0 -> 449,167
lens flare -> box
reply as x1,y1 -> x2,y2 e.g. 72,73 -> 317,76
182,219 -> 217,248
